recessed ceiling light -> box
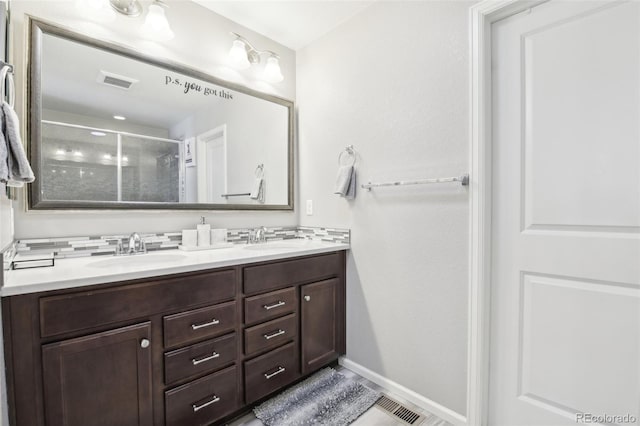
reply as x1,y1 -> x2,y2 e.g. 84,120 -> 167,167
91,131 -> 107,137
73,151 -> 84,157
55,149 -> 65,155
103,154 -> 112,160
122,156 -> 129,162
113,115 -> 126,121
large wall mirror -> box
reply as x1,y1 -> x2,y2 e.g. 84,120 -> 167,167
27,18 -> 294,210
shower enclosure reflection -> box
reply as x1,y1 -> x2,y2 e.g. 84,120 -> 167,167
41,121 -> 183,203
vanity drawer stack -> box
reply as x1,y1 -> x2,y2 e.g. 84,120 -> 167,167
2,251 -> 346,426
162,295 -> 241,426
241,252 -> 346,404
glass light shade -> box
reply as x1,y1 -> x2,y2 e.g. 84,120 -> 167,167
263,56 -> 284,83
140,3 -> 174,42
228,40 -> 251,70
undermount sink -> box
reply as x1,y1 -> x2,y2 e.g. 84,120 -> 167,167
88,253 -> 187,268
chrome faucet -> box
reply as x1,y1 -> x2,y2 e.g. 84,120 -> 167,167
248,226 -> 268,244
127,232 -> 147,255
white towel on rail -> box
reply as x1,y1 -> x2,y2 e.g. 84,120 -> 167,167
334,165 -> 356,200
250,177 -> 265,203
0,101 -> 34,187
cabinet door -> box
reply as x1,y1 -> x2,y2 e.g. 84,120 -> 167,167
42,322 -> 153,426
301,278 -> 344,374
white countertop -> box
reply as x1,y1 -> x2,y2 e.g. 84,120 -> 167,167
2,240 -> 349,297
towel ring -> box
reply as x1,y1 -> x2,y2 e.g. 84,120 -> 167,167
338,146 -> 356,167
255,164 -> 264,178
0,65 -> 13,108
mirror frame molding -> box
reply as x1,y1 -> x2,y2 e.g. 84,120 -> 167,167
27,17 -> 294,211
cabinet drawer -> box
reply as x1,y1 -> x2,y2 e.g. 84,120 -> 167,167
164,301 -> 236,348
243,253 -> 342,295
244,342 -> 298,403
40,269 -> 236,338
244,287 -> 296,325
244,313 -> 296,356
165,365 -> 239,426
164,333 -> 237,385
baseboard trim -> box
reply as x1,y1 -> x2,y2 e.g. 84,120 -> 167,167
339,357 -> 467,426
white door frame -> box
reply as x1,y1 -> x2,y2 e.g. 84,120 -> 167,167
467,1 -> 547,425
196,124 -> 228,203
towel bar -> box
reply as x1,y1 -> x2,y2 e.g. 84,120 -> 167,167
361,174 -> 469,191
221,192 -> 251,198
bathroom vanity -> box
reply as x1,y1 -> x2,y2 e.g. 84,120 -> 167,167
2,244 -> 347,426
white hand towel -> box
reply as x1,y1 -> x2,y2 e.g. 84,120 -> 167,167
1,101 -> 34,187
334,165 -> 356,199
250,177 -> 265,203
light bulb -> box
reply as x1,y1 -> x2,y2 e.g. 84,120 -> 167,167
263,56 -> 284,83
228,40 -> 251,70
140,2 -> 174,42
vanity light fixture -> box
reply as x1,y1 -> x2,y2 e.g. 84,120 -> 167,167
228,32 -> 284,83
139,0 -> 174,41
106,0 -> 174,41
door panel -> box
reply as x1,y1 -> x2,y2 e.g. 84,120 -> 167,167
301,279 -> 340,374
490,1 -> 640,424
42,322 -> 153,426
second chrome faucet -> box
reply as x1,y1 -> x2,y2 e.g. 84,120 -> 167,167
248,226 -> 267,244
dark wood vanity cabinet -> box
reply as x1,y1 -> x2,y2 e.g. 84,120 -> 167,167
2,250 -> 346,426
301,278 -> 345,375
41,323 -> 154,426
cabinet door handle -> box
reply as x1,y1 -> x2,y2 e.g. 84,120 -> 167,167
304,295 -> 311,302
192,395 -> 220,412
263,329 -> 285,340
191,352 -> 220,366
140,338 -> 150,349
191,319 -> 220,330
264,366 -> 286,379
263,301 -> 285,310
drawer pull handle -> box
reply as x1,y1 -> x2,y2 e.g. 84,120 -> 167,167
263,329 -> 285,340
192,352 -> 220,366
192,395 -> 220,412
263,300 -> 286,310
264,366 -> 286,379
191,319 -> 220,330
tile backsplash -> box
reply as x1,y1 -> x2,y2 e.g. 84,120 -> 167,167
11,226 -> 350,259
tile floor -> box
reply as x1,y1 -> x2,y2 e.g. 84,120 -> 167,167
227,366 -> 453,426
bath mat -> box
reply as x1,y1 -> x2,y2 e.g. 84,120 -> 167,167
253,367 -> 381,426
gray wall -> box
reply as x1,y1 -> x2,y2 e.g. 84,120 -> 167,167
9,0 -> 297,239
297,1 -> 473,416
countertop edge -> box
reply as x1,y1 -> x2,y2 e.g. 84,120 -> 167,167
2,244 -> 349,297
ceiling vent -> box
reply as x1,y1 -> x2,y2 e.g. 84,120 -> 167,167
97,71 -> 139,90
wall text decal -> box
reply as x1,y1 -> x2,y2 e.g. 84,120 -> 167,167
165,76 -> 234,99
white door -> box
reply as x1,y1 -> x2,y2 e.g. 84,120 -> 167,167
490,1 -> 640,425
196,125 -> 227,203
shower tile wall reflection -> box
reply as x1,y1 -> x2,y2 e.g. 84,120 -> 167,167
41,122 -> 183,203
42,122 -> 118,201
121,135 -> 181,202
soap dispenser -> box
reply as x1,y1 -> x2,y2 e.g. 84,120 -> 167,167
197,216 -> 211,246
